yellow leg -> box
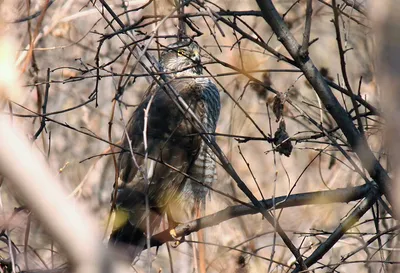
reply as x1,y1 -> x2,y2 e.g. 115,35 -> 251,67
196,204 -> 206,273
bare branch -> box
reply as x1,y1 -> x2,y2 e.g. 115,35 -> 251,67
292,183 -> 380,272
150,184 -> 371,246
299,0 -> 312,58
255,0 -> 392,210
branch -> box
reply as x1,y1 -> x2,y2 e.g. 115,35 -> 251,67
33,68 -> 50,139
0,74 -> 128,273
299,0 -> 312,58
332,0 -> 364,135
149,184 -> 371,246
342,0 -> 367,16
255,0 -> 392,209
332,224 -> 400,271
292,183 -> 380,272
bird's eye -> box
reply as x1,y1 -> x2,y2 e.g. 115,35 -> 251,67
177,49 -> 185,56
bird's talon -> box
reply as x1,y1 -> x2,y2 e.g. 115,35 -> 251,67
170,229 -> 185,248
170,228 -> 178,239
171,240 -> 180,248
170,236 -> 185,248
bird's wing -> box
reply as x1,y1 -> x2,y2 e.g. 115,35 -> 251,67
118,79 -> 205,199
112,78 -> 206,234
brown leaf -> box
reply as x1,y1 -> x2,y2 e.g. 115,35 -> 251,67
272,92 -> 285,122
273,120 -> 293,157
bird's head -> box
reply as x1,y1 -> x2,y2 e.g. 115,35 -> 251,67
160,40 -> 202,76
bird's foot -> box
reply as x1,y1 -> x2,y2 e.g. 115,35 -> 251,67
170,229 -> 185,248
170,228 -> 178,239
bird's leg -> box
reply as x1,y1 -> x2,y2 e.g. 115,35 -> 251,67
167,207 -> 186,247
196,201 -> 207,273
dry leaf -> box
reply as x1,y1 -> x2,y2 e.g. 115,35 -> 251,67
274,120 -> 293,157
272,92 -> 285,122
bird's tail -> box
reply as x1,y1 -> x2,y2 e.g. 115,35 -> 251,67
108,189 -> 162,258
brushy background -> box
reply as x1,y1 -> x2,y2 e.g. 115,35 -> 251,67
0,0 -> 394,272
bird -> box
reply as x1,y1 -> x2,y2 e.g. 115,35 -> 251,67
108,40 -> 220,258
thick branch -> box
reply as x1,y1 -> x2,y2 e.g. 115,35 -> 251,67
150,184 -> 371,246
255,0 -> 392,207
293,183 -> 380,272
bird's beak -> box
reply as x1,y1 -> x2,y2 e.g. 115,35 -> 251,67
192,50 -> 200,62
192,50 -> 202,74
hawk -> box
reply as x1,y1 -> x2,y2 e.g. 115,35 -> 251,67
109,41 -> 220,257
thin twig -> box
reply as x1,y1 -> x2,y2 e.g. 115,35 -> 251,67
256,0 -> 392,209
299,0 -> 312,58
292,183 -> 380,272
33,68 -> 50,139
332,0 -> 364,136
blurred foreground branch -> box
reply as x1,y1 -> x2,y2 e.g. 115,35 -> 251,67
371,0 -> 400,219
0,37 -> 127,273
